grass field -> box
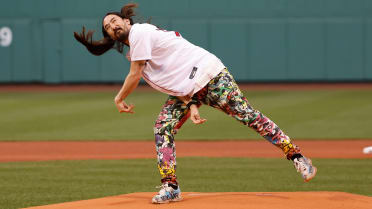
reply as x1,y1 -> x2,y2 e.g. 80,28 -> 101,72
1,89 -> 372,141
0,157 -> 371,209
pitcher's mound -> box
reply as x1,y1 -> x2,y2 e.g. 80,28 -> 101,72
23,192 -> 372,209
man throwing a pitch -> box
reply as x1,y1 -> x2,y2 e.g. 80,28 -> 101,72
74,3 -> 317,204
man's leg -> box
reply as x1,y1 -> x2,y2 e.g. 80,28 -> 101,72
196,68 -> 299,159
196,68 -> 316,181
152,96 -> 189,203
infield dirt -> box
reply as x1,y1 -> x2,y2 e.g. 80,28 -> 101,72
0,140 -> 371,162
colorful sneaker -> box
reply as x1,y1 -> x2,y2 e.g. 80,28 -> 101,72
152,182 -> 182,204
293,156 -> 317,182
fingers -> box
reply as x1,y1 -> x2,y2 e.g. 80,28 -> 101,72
124,104 -> 135,113
190,114 -> 207,124
194,118 -> 207,124
189,105 -> 206,124
191,118 -> 207,124
115,101 -> 135,114
119,103 -> 135,114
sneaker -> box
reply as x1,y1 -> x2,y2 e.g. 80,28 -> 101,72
293,156 -> 317,182
152,182 -> 182,204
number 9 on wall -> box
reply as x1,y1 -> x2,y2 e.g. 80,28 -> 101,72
0,27 -> 12,47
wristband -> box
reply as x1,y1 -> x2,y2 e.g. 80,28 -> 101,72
186,100 -> 198,109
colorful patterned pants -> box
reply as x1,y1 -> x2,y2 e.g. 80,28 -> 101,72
154,68 -> 301,181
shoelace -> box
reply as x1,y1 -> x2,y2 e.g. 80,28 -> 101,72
294,158 -> 307,173
153,184 -> 167,197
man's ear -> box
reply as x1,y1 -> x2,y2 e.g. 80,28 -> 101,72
124,18 -> 131,25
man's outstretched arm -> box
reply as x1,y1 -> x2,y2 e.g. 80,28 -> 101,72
114,60 -> 146,113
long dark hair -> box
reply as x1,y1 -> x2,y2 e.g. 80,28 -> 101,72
73,3 -> 138,56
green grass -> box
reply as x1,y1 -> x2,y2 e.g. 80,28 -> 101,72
0,157 -> 371,209
0,89 -> 372,140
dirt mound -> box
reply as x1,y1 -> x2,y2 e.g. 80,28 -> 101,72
22,192 -> 372,209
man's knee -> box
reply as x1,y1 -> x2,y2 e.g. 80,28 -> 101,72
155,134 -> 164,146
155,133 -> 174,146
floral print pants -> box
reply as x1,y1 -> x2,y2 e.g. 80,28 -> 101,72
154,68 -> 301,181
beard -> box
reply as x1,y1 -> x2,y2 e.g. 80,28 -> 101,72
115,29 -> 128,42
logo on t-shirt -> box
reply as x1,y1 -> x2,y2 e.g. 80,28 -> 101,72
189,67 -> 198,79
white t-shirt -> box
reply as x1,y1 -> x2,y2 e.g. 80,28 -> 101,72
127,23 -> 225,96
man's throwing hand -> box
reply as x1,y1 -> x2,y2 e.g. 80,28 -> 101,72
114,98 -> 135,114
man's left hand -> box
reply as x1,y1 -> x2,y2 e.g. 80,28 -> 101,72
189,104 -> 206,124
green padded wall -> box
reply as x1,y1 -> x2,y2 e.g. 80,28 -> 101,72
1,0 -> 372,83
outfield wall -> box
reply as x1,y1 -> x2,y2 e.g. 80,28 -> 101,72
1,0 -> 372,83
